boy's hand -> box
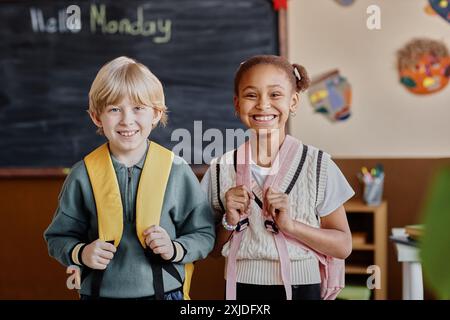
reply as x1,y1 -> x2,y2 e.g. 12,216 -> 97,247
224,185 -> 253,226
81,239 -> 116,270
265,188 -> 294,234
143,225 -> 174,260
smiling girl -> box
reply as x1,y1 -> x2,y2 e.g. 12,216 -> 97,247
201,55 -> 354,300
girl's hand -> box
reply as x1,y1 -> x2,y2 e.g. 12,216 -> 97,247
81,239 -> 116,270
143,225 -> 174,260
265,187 -> 294,234
224,185 -> 253,226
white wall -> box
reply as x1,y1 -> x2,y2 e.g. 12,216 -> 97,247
288,0 -> 450,158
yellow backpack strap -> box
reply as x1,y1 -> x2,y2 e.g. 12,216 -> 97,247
136,142 -> 195,300
183,263 -> 194,300
136,141 -> 174,248
84,143 -> 123,248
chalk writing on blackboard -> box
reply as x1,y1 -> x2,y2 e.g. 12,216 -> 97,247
30,4 -> 172,42
0,0 -> 279,168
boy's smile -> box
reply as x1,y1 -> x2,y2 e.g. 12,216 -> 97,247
117,130 -> 139,137
90,96 -> 161,166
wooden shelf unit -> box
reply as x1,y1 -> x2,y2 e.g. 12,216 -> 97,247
352,243 -> 375,251
345,265 -> 369,275
344,200 -> 388,300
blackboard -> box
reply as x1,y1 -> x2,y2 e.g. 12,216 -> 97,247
0,0 -> 280,169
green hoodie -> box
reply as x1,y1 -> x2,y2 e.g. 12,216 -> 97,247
44,149 -> 215,298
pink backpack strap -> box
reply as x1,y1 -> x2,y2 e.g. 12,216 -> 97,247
230,140 -> 344,300
225,141 -> 251,300
273,233 -> 292,299
225,231 -> 244,300
236,139 -> 251,188
285,234 -> 345,300
260,135 -> 300,300
235,141 -> 251,230
262,135 -> 301,224
226,136 -> 304,300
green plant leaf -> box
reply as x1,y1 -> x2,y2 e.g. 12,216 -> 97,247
420,167 -> 450,299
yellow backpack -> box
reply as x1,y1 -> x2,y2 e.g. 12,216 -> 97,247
84,142 -> 193,299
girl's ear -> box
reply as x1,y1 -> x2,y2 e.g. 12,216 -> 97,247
233,96 -> 240,115
89,111 -> 102,128
289,92 -> 300,113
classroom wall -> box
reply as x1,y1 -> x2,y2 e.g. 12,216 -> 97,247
288,0 -> 450,158
284,0 -> 450,300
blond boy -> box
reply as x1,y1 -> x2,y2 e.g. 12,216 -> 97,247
44,57 -> 214,300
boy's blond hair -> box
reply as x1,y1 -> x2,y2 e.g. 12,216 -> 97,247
89,56 -> 168,134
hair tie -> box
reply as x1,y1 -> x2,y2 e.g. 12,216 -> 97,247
294,67 -> 302,81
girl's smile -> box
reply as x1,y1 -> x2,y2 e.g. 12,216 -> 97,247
250,113 -> 278,123
235,64 -> 298,136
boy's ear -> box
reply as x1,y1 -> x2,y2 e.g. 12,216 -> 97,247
289,92 -> 300,113
152,109 -> 163,127
89,111 -> 102,128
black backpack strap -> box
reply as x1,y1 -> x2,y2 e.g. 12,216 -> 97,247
215,163 -> 226,212
233,149 -> 237,173
253,194 -> 263,208
145,249 -> 165,300
85,240 -> 184,300
144,248 -> 183,300
315,150 -> 324,221
86,240 -> 114,299
89,270 -> 105,299
315,150 -> 324,207
285,145 -> 308,194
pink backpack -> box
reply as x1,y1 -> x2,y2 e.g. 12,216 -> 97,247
225,136 -> 345,300
286,235 -> 345,300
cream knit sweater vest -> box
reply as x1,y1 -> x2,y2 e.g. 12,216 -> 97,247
210,143 -> 329,285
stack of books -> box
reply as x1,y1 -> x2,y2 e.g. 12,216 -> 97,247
405,224 -> 424,242
389,224 -> 424,246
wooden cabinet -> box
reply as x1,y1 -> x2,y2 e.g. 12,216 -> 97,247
344,200 -> 388,300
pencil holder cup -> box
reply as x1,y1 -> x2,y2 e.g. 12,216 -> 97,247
363,173 -> 384,206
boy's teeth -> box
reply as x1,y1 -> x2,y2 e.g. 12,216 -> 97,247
254,115 -> 275,121
119,130 -> 138,137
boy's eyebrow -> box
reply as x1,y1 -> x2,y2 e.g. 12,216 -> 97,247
107,102 -> 147,108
